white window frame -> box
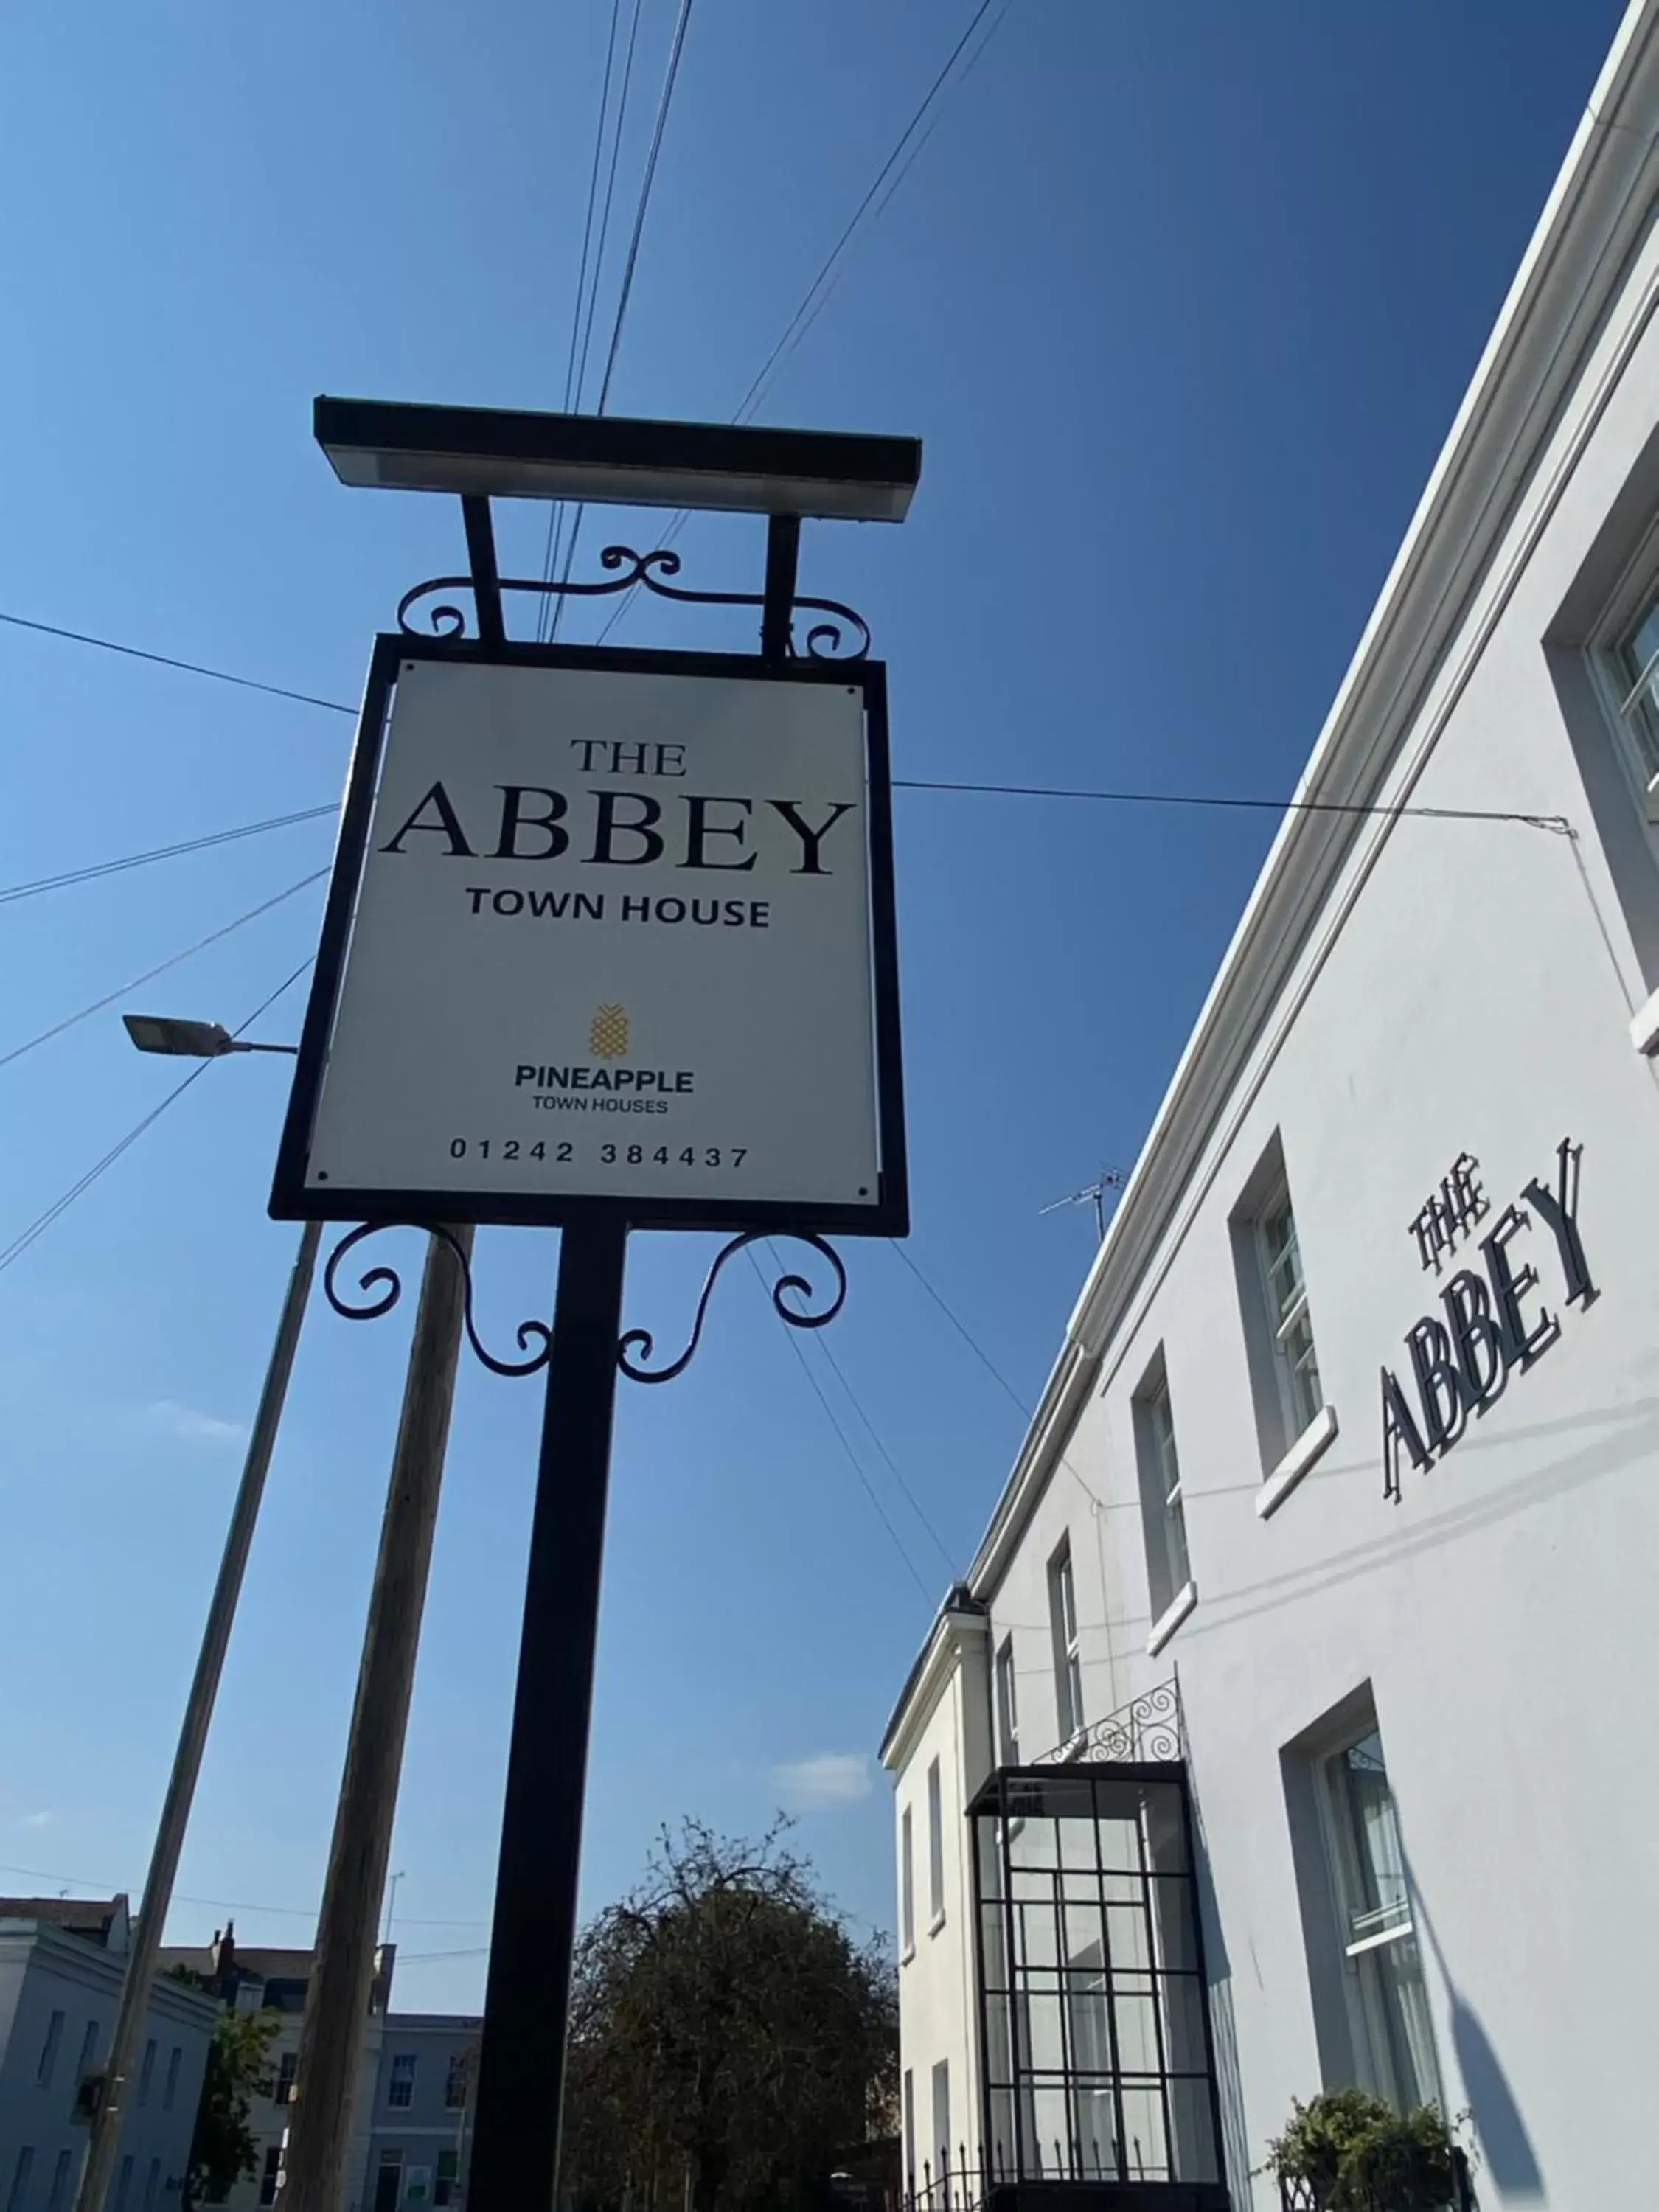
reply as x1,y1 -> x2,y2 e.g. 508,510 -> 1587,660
435,2148 -> 460,2208
7,2151 -> 34,2212
1136,1366 -> 1193,1630
1048,1538 -> 1083,1745
930,2057 -> 951,2182
900,1805 -> 916,1960
995,1635 -> 1020,1766
37,2008 -> 64,2088
388,2051 -> 417,2109
1257,1186 -> 1323,1444
275,2049 -> 299,2107
1316,1726 -> 1440,2113
925,1758 -> 946,1930
444,2052 -> 468,2110
1587,531 -> 1659,821
259,2146 -> 284,2209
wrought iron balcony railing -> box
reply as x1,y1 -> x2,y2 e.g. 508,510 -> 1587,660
1030,1677 -> 1183,1767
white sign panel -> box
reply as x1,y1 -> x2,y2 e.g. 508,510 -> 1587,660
288,655 -> 897,1225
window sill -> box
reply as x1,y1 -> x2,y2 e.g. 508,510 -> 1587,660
928,1908 -> 947,1938
1256,1405 -> 1340,1520
1147,1581 -> 1198,1656
1630,984 -> 1659,1057
900,1941 -> 916,1968
1345,1917 -> 1417,1959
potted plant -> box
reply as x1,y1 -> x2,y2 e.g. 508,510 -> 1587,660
1260,2089 -> 1466,2211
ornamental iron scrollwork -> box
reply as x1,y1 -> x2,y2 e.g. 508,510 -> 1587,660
322,1221 -> 847,1388
396,544 -> 871,659
1033,1677 -> 1183,1767
617,1231 -> 847,1384
323,1222 -> 554,1379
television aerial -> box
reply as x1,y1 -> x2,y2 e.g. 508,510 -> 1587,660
1039,1168 -> 1128,1243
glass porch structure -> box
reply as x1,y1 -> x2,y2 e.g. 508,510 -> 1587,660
968,1744 -> 1229,2212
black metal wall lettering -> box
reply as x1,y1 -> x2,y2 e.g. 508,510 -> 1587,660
1441,1267 -> 1506,1402
1523,1138 -> 1597,1308
1381,1138 -> 1592,1501
1380,1368 -> 1430,1502
1406,1313 -> 1466,1455
1407,1150 -> 1489,1273
1479,1206 -> 1559,1368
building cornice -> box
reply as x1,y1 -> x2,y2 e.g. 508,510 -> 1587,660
0,1924 -> 218,2025
964,1338 -> 1102,1600
878,1587 -> 988,1773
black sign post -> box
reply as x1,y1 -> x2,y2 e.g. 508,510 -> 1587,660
469,1211 -> 627,2209
274,398 -> 919,2211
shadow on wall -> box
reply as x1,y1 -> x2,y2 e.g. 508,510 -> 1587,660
1188,1787 -> 1251,2206
1411,1871 -> 1544,2204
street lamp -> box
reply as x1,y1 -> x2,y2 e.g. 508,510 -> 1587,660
74,1020 -> 316,2212
122,1013 -> 297,1059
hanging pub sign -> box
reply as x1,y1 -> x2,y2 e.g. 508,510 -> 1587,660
1380,1137 -> 1595,1501
271,637 -> 906,1235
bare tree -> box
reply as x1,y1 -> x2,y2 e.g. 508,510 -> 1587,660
561,1818 -> 897,2212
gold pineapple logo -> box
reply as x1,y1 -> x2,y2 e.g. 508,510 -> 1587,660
589,1004 -> 630,1059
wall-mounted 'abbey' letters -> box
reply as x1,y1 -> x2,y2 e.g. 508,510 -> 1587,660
1381,1138 -> 1595,1502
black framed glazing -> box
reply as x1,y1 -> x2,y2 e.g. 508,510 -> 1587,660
967,1763 -> 1228,2205
269,633 -> 908,1237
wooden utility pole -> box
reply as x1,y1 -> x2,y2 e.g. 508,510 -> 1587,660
282,1226 -> 474,2212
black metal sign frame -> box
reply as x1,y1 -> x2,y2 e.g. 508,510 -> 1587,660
268,631 -> 908,1238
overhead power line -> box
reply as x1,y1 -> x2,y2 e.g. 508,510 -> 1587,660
0,869 -> 328,1071
595,0 -> 695,419
888,1239 -> 1030,1423
564,0 -> 627,420
746,4 -> 1009,418
0,608 -> 1573,835
594,0 -> 1012,644
0,1857 -> 486,1930
552,0 -> 696,639
734,0 -> 1009,428
744,1245 -> 932,1601
539,0 -> 638,639
573,0 -> 649,423
887,1238 -> 1107,1514
0,610 -> 354,717
811,1328 -> 956,1575
0,805 -> 338,908
779,1248 -> 956,1577
0,958 -> 313,1278
894,777 -> 1572,832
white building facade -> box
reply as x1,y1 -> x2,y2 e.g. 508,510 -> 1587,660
155,1932 -> 394,2212
881,7 -> 1659,2208
0,1901 -> 217,2212
359,2015 -> 479,2212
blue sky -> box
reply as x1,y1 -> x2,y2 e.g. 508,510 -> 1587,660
0,0 -> 1625,2011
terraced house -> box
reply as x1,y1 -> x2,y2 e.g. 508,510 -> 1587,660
881,5 -> 1659,2207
